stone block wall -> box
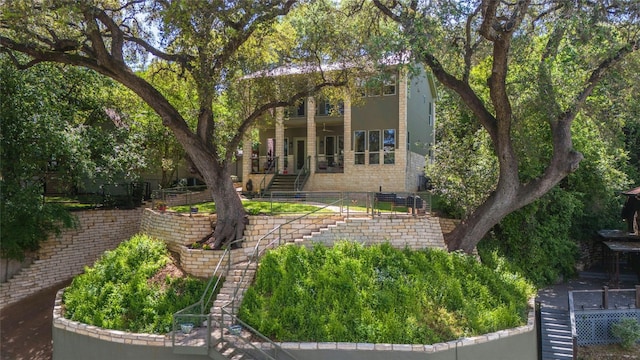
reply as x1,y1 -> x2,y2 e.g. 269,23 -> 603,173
139,210 -> 214,251
157,190 -> 214,207
0,209 -> 142,309
139,210 -> 346,277
301,216 -> 447,250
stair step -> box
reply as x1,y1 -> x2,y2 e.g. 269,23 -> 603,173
540,306 -> 574,360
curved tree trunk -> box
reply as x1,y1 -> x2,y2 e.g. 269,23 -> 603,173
208,167 -> 246,249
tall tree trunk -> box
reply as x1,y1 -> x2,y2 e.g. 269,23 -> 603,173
208,166 -> 246,249
444,192 -> 517,253
188,149 -> 246,249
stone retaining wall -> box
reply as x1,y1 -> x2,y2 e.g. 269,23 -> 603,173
301,216 -> 447,250
52,286 -> 536,360
139,209 -> 346,277
158,190 -> 214,207
52,209 -> 536,360
0,209 -> 142,309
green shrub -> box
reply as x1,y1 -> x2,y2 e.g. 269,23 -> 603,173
239,242 -> 534,344
478,188 -> 580,286
611,318 -> 640,350
63,234 -> 214,334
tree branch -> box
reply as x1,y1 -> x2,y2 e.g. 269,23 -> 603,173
227,79 -> 348,160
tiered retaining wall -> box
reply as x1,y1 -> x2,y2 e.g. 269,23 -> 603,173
139,209 -> 345,277
49,208 -> 537,360
0,209 -> 142,309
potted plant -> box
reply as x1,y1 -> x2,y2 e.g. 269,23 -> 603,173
155,200 -> 167,212
180,322 -> 194,334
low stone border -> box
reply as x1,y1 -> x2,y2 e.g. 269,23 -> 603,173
53,287 -> 535,356
254,308 -> 536,353
53,288 -> 172,347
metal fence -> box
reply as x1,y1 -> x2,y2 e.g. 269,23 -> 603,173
260,191 -> 432,217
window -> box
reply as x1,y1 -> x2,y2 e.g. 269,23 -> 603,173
383,75 -> 396,95
354,130 -> 365,165
367,79 -> 382,97
285,100 -> 305,118
356,78 -> 366,97
317,99 -> 344,116
369,130 -> 380,165
383,129 -> 395,164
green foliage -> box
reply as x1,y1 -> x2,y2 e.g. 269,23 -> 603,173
610,318 -> 640,350
478,188 -> 580,286
63,234 -> 213,334
239,242 -> 534,344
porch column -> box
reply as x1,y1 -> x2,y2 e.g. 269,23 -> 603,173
398,69 -> 408,171
306,96 -> 316,173
242,131 -> 253,190
275,107 -> 285,174
343,92 -> 352,170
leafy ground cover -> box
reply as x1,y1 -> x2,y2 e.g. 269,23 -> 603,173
62,234 -> 217,334
239,242 -> 535,344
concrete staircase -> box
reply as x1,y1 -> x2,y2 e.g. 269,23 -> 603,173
539,307 -> 575,359
205,217 -> 348,359
210,261 -> 258,324
264,174 -> 298,193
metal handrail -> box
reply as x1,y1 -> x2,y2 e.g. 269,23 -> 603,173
568,291 -> 578,360
293,156 -> 311,191
219,198 -> 345,359
259,156 -> 278,194
171,237 -> 243,349
228,197 -> 344,308
220,307 -> 298,360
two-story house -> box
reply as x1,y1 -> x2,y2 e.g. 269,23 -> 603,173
242,65 -> 436,193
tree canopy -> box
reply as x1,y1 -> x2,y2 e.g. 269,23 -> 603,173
0,0 -> 374,248
372,0 -> 640,252
0,55 -> 143,264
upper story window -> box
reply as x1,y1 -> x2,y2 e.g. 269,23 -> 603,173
358,73 -> 397,97
285,100 -> 305,118
383,75 -> 396,96
317,99 -> 344,116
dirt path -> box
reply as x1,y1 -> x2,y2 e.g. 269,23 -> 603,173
0,281 -> 70,360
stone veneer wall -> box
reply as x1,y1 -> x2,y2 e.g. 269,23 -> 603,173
159,190 -> 214,207
302,216 -> 447,250
139,209 -> 345,277
0,209 -> 142,309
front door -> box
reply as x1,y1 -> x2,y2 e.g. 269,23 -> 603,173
295,138 -> 306,172
325,136 -> 335,166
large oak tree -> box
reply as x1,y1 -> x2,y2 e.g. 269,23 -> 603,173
372,0 -> 640,253
1,0 -> 367,248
